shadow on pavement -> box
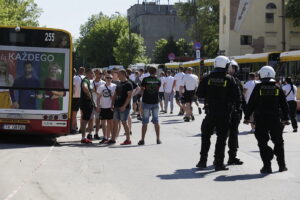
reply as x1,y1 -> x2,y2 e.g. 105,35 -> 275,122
0,135 -> 56,149
157,167 -> 216,180
161,119 -> 185,124
214,173 -> 269,181
187,133 -> 202,137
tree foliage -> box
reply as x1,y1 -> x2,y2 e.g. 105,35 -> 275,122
0,0 -> 42,26
75,13 -> 148,68
286,0 -> 300,27
176,0 -> 219,58
113,32 -> 149,67
153,37 -> 193,63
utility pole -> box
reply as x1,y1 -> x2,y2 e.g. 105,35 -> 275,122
282,0 -> 286,51
128,16 -> 132,68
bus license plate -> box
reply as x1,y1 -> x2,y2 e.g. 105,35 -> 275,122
3,124 -> 26,130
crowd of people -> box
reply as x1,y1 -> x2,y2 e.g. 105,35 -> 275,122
71,57 -> 298,174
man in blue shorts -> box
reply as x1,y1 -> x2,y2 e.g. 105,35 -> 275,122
138,66 -> 161,145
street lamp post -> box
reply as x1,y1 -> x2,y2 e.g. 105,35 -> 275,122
282,0 -> 286,51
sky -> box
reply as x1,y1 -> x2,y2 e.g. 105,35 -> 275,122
35,0 -> 185,39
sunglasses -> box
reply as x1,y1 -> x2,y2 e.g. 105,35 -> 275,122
106,77 -> 112,79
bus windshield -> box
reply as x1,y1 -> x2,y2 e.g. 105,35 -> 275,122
0,27 -> 71,115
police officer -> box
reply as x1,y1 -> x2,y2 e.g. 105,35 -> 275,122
196,56 -> 241,171
227,60 -> 245,165
244,66 -> 289,173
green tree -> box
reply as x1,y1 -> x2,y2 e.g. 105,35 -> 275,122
153,37 -> 179,63
153,37 -> 193,63
75,13 -> 147,68
176,38 -> 194,57
286,0 -> 300,26
0,0 -> 42,26
176,0 -> 219,58
113,32 -> 149,67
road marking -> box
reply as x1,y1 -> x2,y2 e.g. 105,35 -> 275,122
3,144 -> 56,200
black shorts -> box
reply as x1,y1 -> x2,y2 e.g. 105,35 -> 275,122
175,91 -> 181,101
100,108 -> 114,120
72,98 -> 80,112
159,92 -> 164,101
183,90 -> 195,103
80,103 -> 93,121
133,95 -> 138,103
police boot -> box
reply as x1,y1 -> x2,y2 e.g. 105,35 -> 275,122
215,164 -> 229,172
227,157 -> 244,165
196,159 -> 207,169
278,161 -> 288,172
260,164 -> 272,174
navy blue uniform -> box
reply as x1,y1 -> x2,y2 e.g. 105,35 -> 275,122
196,69 -> 241,168
245,80 -> 289,171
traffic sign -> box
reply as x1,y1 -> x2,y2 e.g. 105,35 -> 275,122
194,42 -> 202,50
168,53 -> 176,61
196,50 -> 201,60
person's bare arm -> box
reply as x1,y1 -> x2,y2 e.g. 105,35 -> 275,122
120,91 -> 133,112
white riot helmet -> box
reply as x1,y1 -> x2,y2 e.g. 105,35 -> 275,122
228,59 -> 239,74
258,66 -> 276,79
214,56 -> 231,69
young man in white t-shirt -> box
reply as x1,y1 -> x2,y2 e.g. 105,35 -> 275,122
71,67 -> 85,133
97,74 -> 116,144
158,71 -> 166,111
180,67 -> 198,122
163,70 -> 175,113
243,72 -> 259,132
87,69 -> 105,140
282,78 -> 298,132
173,67 -> 185,115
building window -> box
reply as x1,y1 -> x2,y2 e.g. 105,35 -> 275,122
266,13 -> 274,23
266,3 -> 277,9
240,35 -> 252,45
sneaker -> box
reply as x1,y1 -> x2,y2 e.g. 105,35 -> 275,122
184,117 -> 190,122
99,138 -> 108,144
138,140 -> 145,145
105,139 -> 116,145
196,160 -> 207,169
71,129 -> 78,134
157,139 -> 162,144
260,165 -> 272,174
215,165 -> 229,171
227,158 -> 244,165
170,111 -> 173,114
94,134 -> 101,140
191,115 -> 195,121
293,129 -> 297,133
87,134 -> 93,140
81,138 -> 92,144
120,140 -> 132,145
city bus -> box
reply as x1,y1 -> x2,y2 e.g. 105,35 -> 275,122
164,62 -> 180,73
182,59 -> 201,77
231,52 -> 281,82
279,50 -> 300,111
0,26 -> 72,137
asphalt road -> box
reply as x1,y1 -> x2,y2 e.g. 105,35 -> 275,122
1,106 -> 300,200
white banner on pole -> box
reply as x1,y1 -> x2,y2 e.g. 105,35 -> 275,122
234,0 -> 253,32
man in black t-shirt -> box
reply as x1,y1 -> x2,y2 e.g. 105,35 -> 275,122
107,70 -> 133,145
138,66 -> 162,145
79,68 -> 95,144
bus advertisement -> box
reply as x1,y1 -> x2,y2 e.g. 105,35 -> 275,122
0,26 -> 72,137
